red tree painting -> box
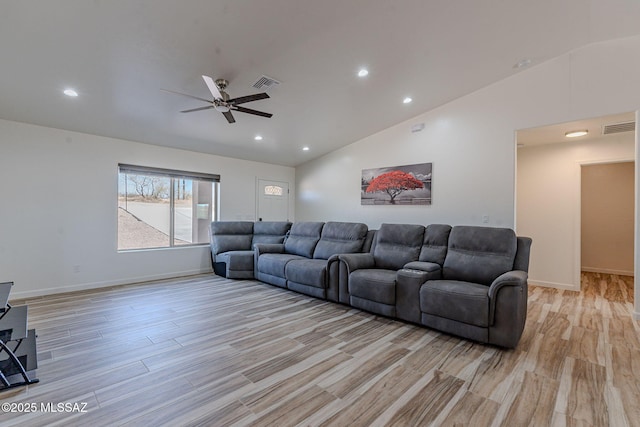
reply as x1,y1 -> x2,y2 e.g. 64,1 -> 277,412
365,170 -> 424,204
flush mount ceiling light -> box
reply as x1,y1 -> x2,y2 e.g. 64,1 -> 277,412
302,146 -> 310,151
63,88 -> 78,97
254,135 -> 263,141
357,68 -> 369,77
403,97 -> 412,104
565,130 -> 588,138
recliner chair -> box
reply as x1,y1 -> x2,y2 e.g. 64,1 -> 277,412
285,221 -> 368,299
255,222 -> 325,288
419,226 -> 532,348
340,223 -> 425,317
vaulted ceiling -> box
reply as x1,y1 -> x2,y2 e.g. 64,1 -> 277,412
2,0 -> 640,166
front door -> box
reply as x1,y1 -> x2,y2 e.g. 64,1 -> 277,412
257,179 -> 289,221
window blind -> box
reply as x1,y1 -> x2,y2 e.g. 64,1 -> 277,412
118,164 -> 220,182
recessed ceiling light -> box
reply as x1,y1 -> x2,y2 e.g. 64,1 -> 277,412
63,88 -> 78,97
254,135 -> 263,141
403,97 -> 412,104
302,146 -> 310,151
565,130 -> 588,138
357,68 -> 369,78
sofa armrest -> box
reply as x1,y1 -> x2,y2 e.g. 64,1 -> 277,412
396,268 -> 440,324
338,253 -> 375,274
487,270 -> 528,348
253,243 -> 285,255
326,255 -> 341,302
403,261 -> 441,274
326,254 -> 364,304
488,270 -> 528,300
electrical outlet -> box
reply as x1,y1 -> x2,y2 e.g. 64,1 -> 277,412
482,215 -> 489,224
73,265 -> 81,273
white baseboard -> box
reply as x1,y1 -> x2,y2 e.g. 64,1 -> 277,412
581,267 -> 634,277
528,279 -> 580,292
10,268 -> 212,300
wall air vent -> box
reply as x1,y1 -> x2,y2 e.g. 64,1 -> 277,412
602,121 -> 636,135
252,75 -> 281,90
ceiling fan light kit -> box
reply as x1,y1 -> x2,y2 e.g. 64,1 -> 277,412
164,75 -> 273,124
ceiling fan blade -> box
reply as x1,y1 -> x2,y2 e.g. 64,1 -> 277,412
222,111 -> 236,123
228,93 -> 270,105
180,106 -> 215,113
202,75 -> 223,99
233,106 -> 273,118
161,88 -> 213,104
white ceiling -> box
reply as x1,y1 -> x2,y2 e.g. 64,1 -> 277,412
2,1 -> 640,167
517,112 -> 636,147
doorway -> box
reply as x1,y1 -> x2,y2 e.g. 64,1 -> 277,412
581,161 -> 635,276
257,179 -> 290,221
515,112 -> 636,291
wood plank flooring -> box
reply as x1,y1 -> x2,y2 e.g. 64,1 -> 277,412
0,271 -> 636,426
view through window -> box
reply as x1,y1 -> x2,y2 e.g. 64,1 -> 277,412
117,164 -> 219,250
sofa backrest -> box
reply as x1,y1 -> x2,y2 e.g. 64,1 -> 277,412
210,221 -> 254,255
443,226 -> 517,286
284,222 -> 325,258
372,223 -> 425,270
313,222 -> 368,260
513,236 -> 533,273
418,224 -> 452,265
252,221 -> 292,246
363,230 -> 377,253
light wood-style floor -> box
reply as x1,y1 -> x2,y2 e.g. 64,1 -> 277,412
0,272 -> 637,426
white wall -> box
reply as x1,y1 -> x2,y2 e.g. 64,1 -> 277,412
296,93 -> 518,228
0,119 -> 295,298
517,137 -> 634,289
295,35 -> 640,317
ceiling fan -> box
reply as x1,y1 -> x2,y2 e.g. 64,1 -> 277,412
163,75 -> 272,123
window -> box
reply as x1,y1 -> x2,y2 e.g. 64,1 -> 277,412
264,185 -> 284,196
117,164 -> 219,251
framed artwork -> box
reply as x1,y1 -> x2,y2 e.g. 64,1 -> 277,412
361,162 -> 432,205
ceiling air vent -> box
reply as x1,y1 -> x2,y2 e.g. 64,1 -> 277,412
602,121 -> 636,135
252,75 -> 281,91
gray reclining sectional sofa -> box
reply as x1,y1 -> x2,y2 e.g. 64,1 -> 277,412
209,220 -> 531,348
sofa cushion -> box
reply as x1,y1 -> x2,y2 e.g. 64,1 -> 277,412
257,253 -> 306,278
443,226 -> 517,286
284,222 -> 325,258
217,250 -> 255,271
372,223 -> 424,270
252,221 -> 292,245
210,221 -> 254,255
313,221 -> 368,260
285,259 -> 329,288
420,280 -> 490,327
419,224 -> 452,265
349,269 -> 397,305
